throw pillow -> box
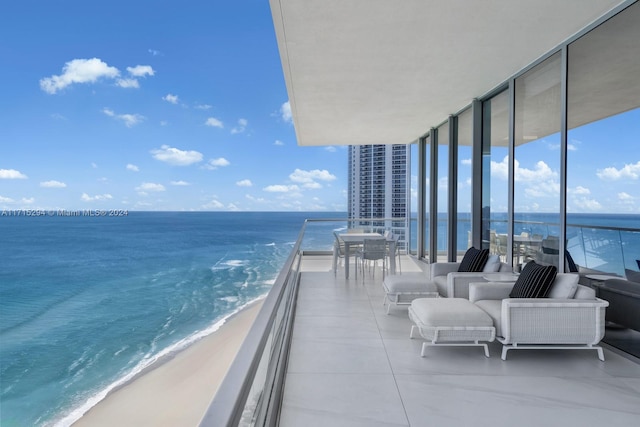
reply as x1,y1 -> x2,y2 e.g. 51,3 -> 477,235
509,261 -> 557,298
565,250 -> 578,273
482,254 -> 501,272
625,268 -> 640,283
458,247 -> 489,272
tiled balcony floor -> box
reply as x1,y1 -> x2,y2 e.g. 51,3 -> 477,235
280,256 -> 640,427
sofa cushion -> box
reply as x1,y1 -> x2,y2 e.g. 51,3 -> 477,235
547,273 -> 579,299
410,298 -> 494,327
625,268 -> 640,284
458,247 -> 489,272
509,261 -> 557,298
482,255 -> 501,272
474,300 -> 503,337
433,275 -> 447,296
383,273 -> 437,294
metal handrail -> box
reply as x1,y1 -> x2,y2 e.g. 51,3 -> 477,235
199,220 -> 307,426
199,216 -> 409,426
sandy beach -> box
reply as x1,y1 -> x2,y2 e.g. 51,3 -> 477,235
72,300 -> 263,427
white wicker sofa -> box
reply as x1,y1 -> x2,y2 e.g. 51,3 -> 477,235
431,255 -> 512,299
469,273 -> 609,361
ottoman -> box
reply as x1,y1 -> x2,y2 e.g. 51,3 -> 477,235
382,273 -> 439,314
408,298 -> 496,357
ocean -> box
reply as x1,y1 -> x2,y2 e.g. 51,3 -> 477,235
1,211 -> 639,426
0,211 -> 338,427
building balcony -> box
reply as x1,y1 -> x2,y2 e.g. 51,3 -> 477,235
200,218 -> 640,426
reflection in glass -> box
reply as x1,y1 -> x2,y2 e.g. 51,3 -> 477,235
481,90 -> 509,262
513,52 -> 562,271
457,108 -> 473,260
436,122 -> 449,262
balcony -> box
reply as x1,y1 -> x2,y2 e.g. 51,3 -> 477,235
201,218 -> 640,426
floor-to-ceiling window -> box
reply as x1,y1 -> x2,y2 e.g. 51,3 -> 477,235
436,122 -> 449,262
456,108 -> 473,260
409,142 -> 419,255
422,135 -> 431,260
481,90 -> 510,263
513,53 -> 562,271
567,2 -> 640,358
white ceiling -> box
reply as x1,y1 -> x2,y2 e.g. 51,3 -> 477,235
270,0 -> 627,146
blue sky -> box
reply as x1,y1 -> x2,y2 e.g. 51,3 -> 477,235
0,1 -> 348,212
1,2 -> 638,215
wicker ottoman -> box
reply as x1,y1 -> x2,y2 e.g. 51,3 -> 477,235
382,273 -> 439,314
408,298 -> 496,357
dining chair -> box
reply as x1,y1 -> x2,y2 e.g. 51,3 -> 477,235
332,231 -> 346,276
355,238 -> 387,281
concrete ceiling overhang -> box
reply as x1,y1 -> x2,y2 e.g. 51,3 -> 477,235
270,0 -> 627,146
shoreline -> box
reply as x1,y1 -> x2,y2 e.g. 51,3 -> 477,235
69,298 -> 264,427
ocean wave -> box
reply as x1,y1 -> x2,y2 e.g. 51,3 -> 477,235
50,295 -> 266,427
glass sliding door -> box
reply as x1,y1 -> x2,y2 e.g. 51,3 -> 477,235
422,135 -> 431,260
481,90 -> 510,263
456,108 -> 473,260
436,122 -> 449,262
513,53 -> 562,271
567,2 -> 640,276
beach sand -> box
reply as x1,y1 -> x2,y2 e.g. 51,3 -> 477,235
72,300 -> 263,427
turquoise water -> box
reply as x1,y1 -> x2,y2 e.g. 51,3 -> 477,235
1,211 -> 638,426
0,211 -> 338,427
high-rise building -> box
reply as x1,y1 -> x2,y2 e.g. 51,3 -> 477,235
348,144 -> 408,237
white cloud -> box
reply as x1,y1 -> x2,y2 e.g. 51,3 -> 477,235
490,156 -> 557,183
263,184 -> 300,193
461,158 -> 472,166
202,199 -> 224,209
40,180 -> 66,188
572,197 -> 602,211
135,182 -> 166,193
0,195 -> 15,203
127,65 -> 154,77
205,158 -> 230,170
151,145 -> 203,166
571,186 -> 590,195
231,118 -> 248,134
116,78 -> 139,88
596,161 -> 640,180
170,180 -> 190,186
91,162 -> 98,169
303,182 -> 322,189
148,49 -> 162,56
126,164 -> 140,172
205,117 -> 224,128
102,108 -> 144,127
236,179 -> 253,187
40,58 -> 120,94
81,193 -> 113,202
325,146 -> 336,152
281,101 -> 292,123
0,169 -> 28,179
618,192 -> 634,200
289,169 -> 336,183
274,140 -> 284,146
163,94 -> 179,104
195,104 -> 212,110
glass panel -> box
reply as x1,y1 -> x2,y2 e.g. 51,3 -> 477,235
567,3 -> 640,358
513,53 -> 562,271
481,90 -> 509,263
457,109 -> 473,260
436,122 -> 449,262
409,142 -> 419,255
423,135 -> 431,260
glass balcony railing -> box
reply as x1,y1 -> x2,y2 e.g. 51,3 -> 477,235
201,215 -> 639,426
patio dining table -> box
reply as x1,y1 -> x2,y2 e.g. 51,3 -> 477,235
338,232 -> 396,279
